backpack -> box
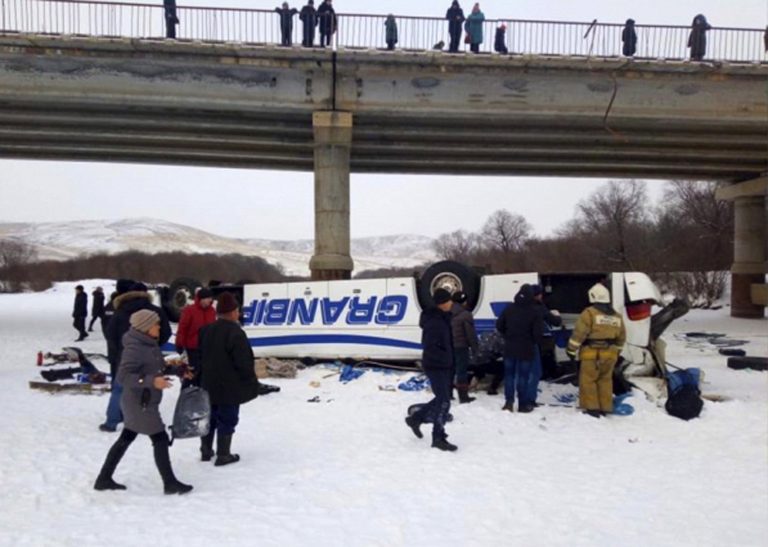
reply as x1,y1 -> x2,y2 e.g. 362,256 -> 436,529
665,369 -> 703,420
169,386 -> 210,443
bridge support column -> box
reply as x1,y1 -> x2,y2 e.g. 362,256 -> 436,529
310,111 -> 354,281
717,178 -> 767,318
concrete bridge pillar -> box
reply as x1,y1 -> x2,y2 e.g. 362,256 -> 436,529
310,111 -> 354,281
717,178 -> 768,318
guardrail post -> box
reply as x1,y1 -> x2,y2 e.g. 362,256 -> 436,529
310,111 -> 354,281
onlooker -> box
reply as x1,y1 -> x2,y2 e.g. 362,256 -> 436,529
72,285 -> 88,342
528,284 -> 562,406
385,14 -> 398,51
445,1 -> 465,53
688,14 -> 711,61
88,286 -> 105,332
317,0 -> 337,48
622,18 -> 637,57
404,288 -> 458,452
495,284 -> 544,413
450,291 -> 478,404
163,0 -> 179,39
100,282 -> 171,433
494,23 -> 508,54
275,2 -> 299,46
175,287 -> 216,387
464,3 -> 485,54
567,283 -> 626,418
300,0 -> 318,47
199,292 -> 260,466
94,309 -> 193,495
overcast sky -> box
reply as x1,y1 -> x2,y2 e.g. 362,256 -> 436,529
0,0 -> 764,241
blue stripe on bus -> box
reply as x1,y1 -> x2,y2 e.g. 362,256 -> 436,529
247,334 -> 422,350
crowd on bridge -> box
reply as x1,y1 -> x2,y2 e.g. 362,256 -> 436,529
160,0 -> 726,61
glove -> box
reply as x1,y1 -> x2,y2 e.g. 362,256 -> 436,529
566,348 -> 578,362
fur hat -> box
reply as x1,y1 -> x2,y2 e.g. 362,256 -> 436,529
433,288 -> 452,305
217,292 -> 239,314
129,309 -> 159,333
588,283 -> 611,304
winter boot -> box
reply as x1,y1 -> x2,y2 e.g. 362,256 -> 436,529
457,385 -> 476,404
583,409 -> 602,419
214,434 -> 241,467
502,402 -> 515,412
94,432 -> 134,491
431,436 -> 458,452
200,431 -> 215,462
487,375 -> 503,396
152,433 -> 193,495
518,404 -> 534,413
404,415 -> 423,439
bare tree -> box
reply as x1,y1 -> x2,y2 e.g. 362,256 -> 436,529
0,239 -> 37,269
432,230 -> 479,263
481,209 -> 532,254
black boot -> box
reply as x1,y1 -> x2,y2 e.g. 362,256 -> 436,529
457,385 -> 476,404
152,432 -> 193,495
488,374 -> 503,396
431,436 -> 458,452
404,415 -> 423,439
94,430 -> 135,491
214,434 -> 241,467
584,409 -> 602,419
200,430 -> 215,462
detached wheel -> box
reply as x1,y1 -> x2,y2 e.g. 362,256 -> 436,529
164,277 -> 202,322
727,356 -> 768,371
418,261 -> 480,309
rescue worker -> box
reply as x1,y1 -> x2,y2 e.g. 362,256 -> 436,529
404,288 -> 458,452
566,283 -> 626,418
450,291 -> 478,404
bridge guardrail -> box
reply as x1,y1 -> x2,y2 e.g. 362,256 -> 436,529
1,0 -> 765,63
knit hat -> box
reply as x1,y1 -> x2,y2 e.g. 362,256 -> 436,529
129,309 -> 160,333
197,287 -> 213,300
217,292 -> 239,314
452,291 -> 468,304
433,288 -> 452,305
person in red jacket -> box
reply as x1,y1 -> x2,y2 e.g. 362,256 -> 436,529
175,287 -> 216,386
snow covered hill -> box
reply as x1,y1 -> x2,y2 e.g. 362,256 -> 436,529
0,218 -> 436,276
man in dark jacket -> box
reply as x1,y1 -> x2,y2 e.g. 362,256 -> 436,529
73,285 -> 88,341
199,292 -> 260,466
450,291 -> 478,404
622,18 -> 637,57
528,284 -> 562,405
688,14 -> 711,61
404,288 -> 458,452
99,282 -> 171,432
163,0 -> 179,39
496,284 -> 544,413
317,0 -> 336,48
300,0 -> 318,47
88,286 -> 106,332
275,2 -> 299,46
446,1 -> 465,53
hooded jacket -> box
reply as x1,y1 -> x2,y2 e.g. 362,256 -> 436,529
419,307 -> 454,370
495,285 -> 544,360
175,294 -> 216,351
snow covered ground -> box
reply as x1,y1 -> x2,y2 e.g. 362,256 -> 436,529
0,282 -> 766,547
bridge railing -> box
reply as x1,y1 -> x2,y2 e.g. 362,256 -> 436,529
1,0 -> 765,63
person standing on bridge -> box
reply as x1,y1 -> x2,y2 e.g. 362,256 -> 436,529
494,23 -> 508,54
276,3 -> 299,47
163,0 -> 179,39
464,3 -> 485,54
622,18 -> 637,57
317,0 -> 337,48
688,14 -> 711,61
445,1 -> 465,53
300,0 -> 318,47
385,14 -> 398,51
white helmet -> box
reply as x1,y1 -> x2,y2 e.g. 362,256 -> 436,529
588,283 -> 610,304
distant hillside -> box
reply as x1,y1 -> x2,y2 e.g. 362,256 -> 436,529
0,218 -> 436,276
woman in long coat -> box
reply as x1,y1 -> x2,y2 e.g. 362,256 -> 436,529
464,3 -> 485,54
94,310 -> 193,495
688,14 -> 711,61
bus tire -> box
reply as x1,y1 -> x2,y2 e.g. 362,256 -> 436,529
165,277 -> 203,322
418,261 -> 480,310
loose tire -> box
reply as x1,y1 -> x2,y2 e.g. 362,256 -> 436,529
418,261 -> 480,309
164,277 -> 202,322
727,356 -> 768,372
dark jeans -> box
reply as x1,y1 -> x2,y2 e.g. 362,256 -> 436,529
302,26 -> 315,47
211,404 -> 240,435
449,30 -> 461,52
412,368 -> 452,441
104,379 -> 124,428
504,357 -> 534,407
454,347 -> 471,385
73,316 -> 87,339
525,346 -> 542,404
320,32 -> 331,47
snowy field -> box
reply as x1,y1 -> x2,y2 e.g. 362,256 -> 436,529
0,282 -> 766,547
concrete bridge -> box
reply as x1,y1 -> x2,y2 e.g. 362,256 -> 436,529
0,33 -> 765,315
